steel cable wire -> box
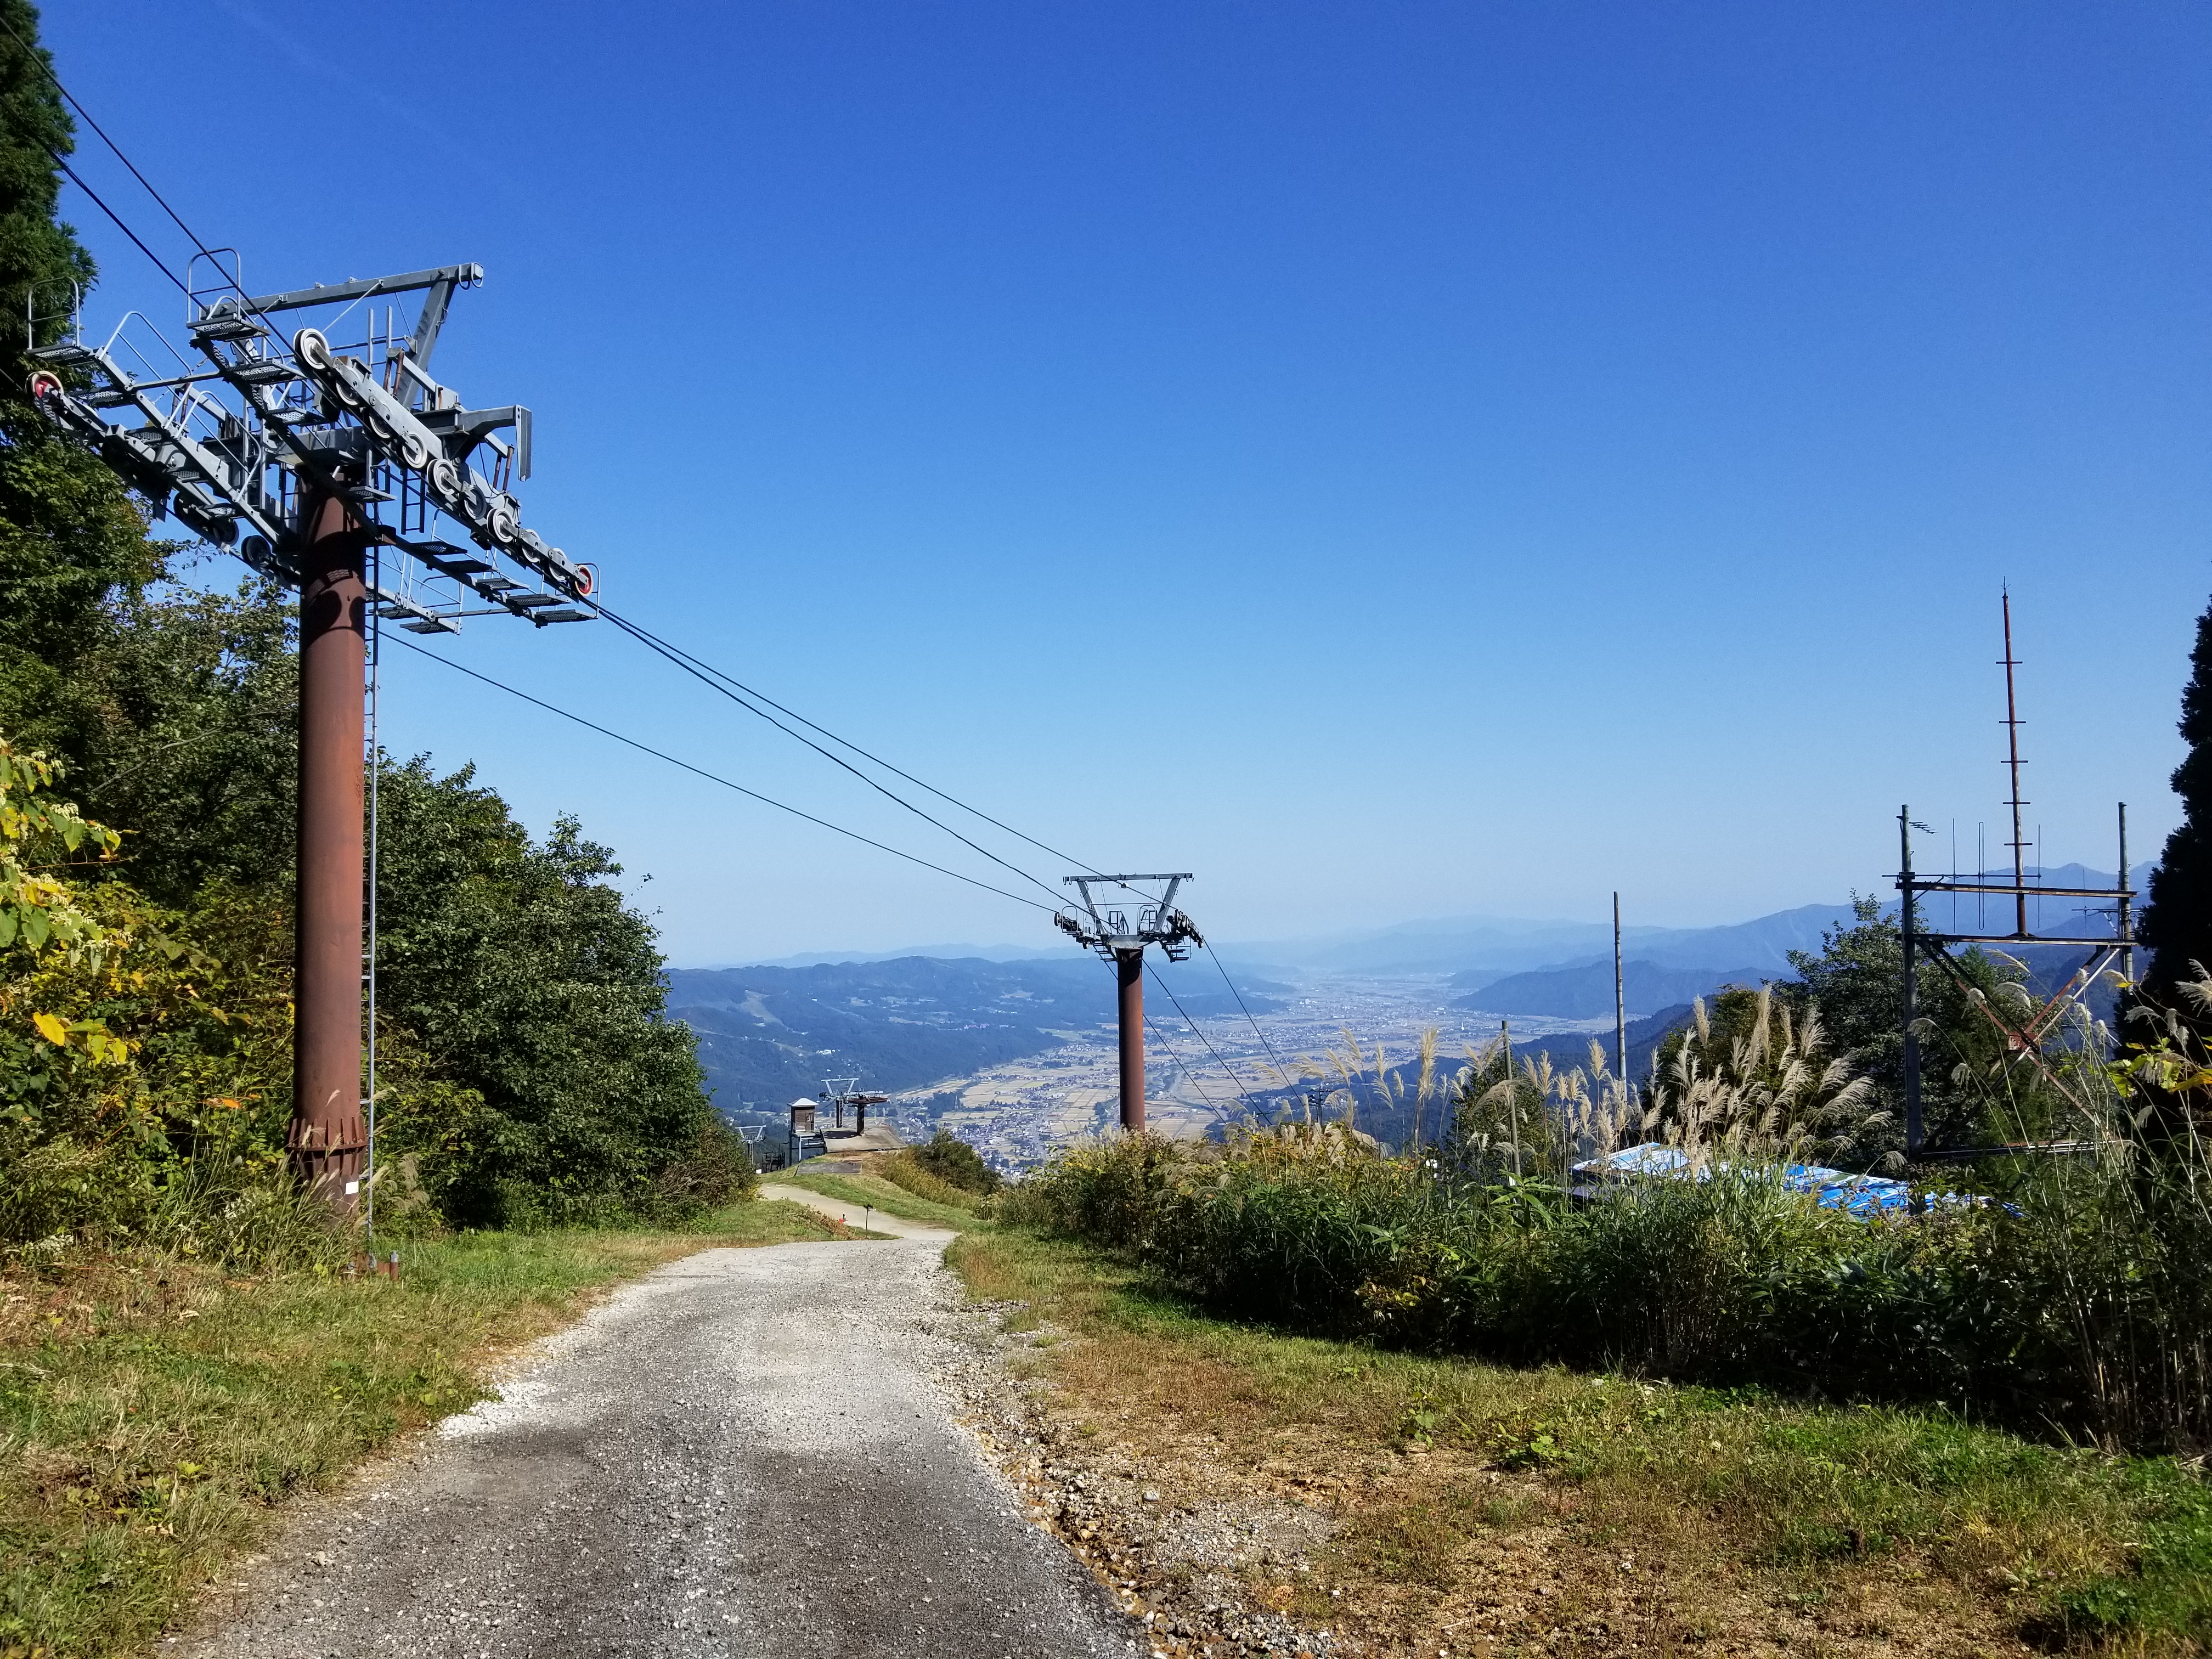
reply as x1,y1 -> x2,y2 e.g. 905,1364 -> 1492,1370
385,635 -> 1059,915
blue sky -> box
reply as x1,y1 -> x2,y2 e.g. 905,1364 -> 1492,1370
42,1 -> 2212,963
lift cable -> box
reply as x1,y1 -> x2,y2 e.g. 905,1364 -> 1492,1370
597,609 -> 1295,1056
47,153 -> 189,301
385,635 -> 1059,916
1141,1011 -> 1217,1112
594,604 -> 1107,877
1145,960 -> 1249,1101
1203,939 -> 1290,1085
596,606 -> 1074,911
2,16 -> 256,308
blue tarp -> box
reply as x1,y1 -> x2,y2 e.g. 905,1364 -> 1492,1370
1570,1143 -> 1973,1217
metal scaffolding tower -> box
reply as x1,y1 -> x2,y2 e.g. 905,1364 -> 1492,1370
1055,874 -> 1203,1133
1892,594 -> 2133,1157
29,257 -> 598,1209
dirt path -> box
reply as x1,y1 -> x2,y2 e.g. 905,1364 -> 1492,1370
172,1238 -> 1136,1659
758,1181 -> 958,1241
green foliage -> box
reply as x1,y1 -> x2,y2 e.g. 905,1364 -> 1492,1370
2142,590 -> 2212,1006
874,1148 -> 989,1211
10,569 -> 297,906
370,757 -> 717,1228
1787,896 -> 2046,1157
909,1127 -> 1001,1194
0,732 -> 118,965
1012,1076 -> 2212,1452
0,5 -> 165,732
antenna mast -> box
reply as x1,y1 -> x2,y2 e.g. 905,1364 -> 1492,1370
2001,588 -> 2029,939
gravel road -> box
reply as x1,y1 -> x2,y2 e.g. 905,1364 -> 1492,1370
173,1236 -> 1138,1659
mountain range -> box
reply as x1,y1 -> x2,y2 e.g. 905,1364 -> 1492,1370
664,954 -> 1291,1119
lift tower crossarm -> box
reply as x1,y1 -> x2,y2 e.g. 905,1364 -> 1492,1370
32,255 -> 596,1217
1055,873 -> 1205,1136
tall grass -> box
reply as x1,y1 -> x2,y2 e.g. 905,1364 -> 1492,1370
1017,979 -> 2212,1452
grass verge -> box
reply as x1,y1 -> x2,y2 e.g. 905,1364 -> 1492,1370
0,1197 -> 842,1658
947,1226 -> 2211,1657
775,1164 -> 986,1229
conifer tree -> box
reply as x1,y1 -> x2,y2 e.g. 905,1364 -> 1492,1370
2139,596 -> 2212,1001
0,1 -> 161,731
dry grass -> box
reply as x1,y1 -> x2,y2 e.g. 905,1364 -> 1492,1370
0,1198 -> 841,1658
949,1227 -> 2205,1658
775,1160 -> 986,1229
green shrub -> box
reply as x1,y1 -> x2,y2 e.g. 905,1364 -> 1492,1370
909,1128 -> 1002,1195
1011,1112 -> 2212,1452
877,1149 -> 984,1211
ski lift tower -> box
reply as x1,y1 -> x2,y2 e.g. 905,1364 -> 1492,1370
1055,874 -> 1201,1133
27,256 -> 600,1210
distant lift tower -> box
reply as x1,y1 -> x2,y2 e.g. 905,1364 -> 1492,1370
27,257 -> 599,1209
1055,874 -> 1202,1133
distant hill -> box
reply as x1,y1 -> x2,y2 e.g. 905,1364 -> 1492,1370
665,954 -> 1289,1115
1227,867 -> 2146,980
1233,1004 -> 1700,1150
1455,960 -> 1771,1018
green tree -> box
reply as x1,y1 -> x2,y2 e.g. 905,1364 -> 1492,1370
370,757 -> 716,1227
911,1127 -> 1001,1195
1784,896 -> 2034,1159
2140,594 -> 2212,1005
0,1 -> 163,736
16,571 -> 297,906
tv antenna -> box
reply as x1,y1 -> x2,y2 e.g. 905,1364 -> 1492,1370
1055,873 -> 1201,1133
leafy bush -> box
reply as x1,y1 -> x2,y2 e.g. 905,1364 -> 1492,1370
877,1148 -> 985,1211
1012,1092 -> 2212,1453
908,1127 -> 1002,1195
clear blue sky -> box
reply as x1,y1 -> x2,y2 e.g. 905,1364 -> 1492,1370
43,1 -> 2212,964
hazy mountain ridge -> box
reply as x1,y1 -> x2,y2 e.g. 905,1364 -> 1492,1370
1457,961 -> 1773,1018
666,955 -> 1290,1116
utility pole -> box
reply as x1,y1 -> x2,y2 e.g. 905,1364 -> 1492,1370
1612,891 -> 1627,1086
32,259 -> 599,1214
1899,806 -> 1922,1158
2118,803 -> 2132,986
1056,874 -> 1201,1133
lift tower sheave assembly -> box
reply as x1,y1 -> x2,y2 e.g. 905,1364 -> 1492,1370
29,257 -> 601,1209
1056,874 -> 1203,1134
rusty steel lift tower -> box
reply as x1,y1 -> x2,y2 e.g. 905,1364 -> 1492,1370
1056,874 -> 1202,1133
30,257 -> 599,1210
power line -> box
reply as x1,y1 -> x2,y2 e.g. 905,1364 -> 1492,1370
383,634 -> 1058,916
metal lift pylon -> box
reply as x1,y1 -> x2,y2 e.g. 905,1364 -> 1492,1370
1055,874 -> 1203,1133
29,257 -> 602,1209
